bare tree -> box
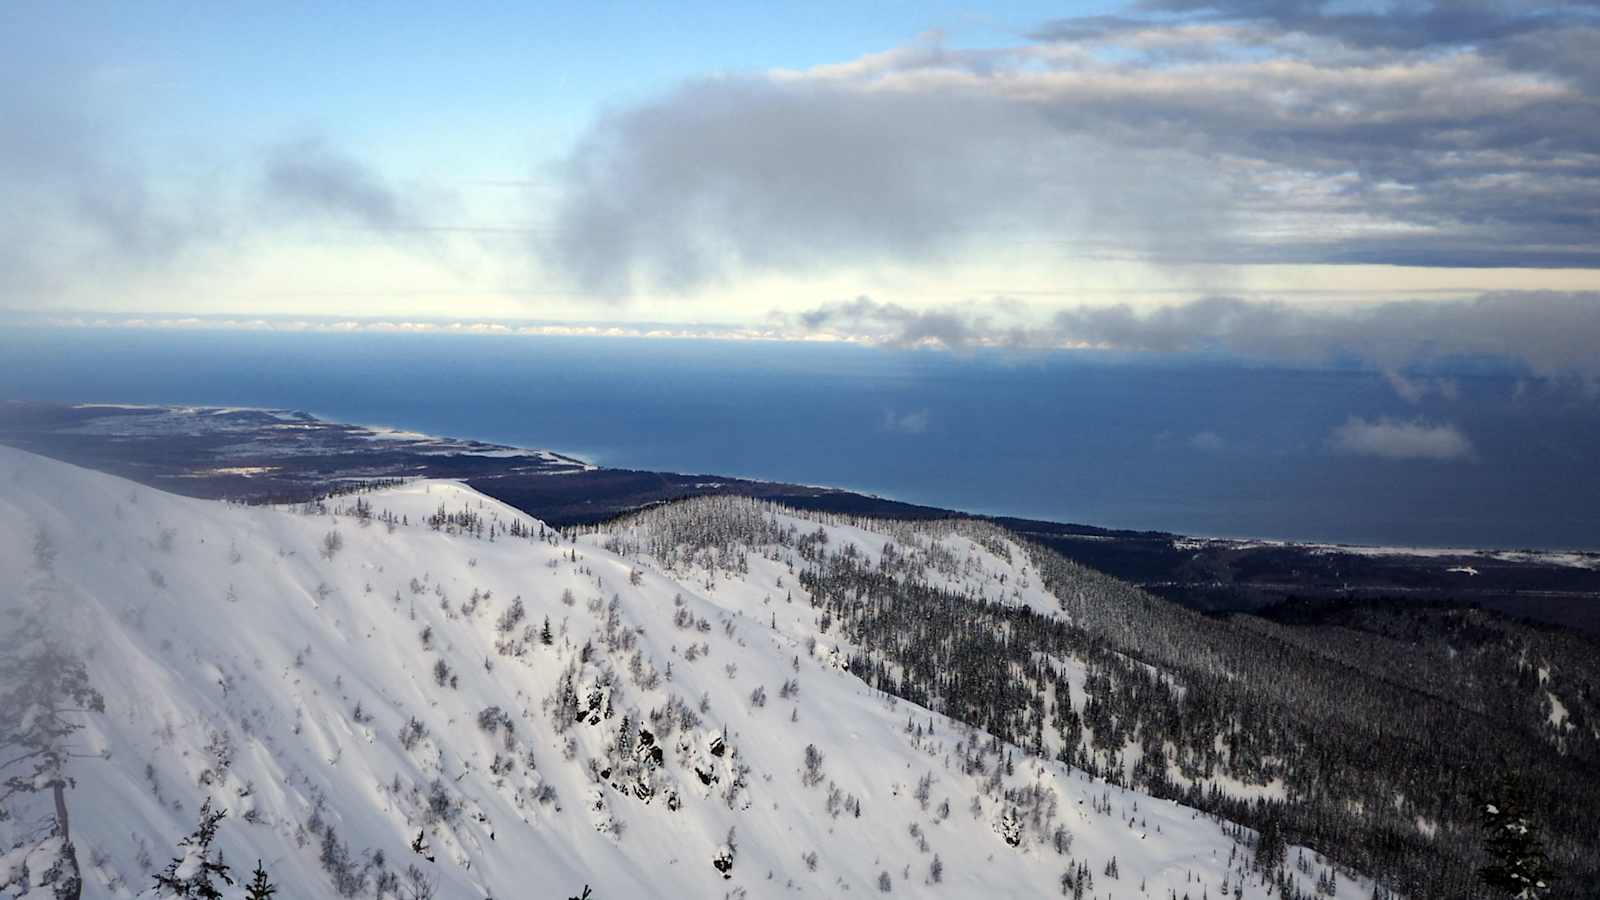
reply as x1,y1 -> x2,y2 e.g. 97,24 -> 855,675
401,863 -> 436,900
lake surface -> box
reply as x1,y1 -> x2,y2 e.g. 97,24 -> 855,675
3,326 -> 1597,549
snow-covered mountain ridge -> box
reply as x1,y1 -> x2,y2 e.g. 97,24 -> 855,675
0,446 -> 1377,898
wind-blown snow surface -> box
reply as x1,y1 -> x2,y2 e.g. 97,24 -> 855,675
0,447 -> 1376,898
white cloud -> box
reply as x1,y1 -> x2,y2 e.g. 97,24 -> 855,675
1383,369 -> 1460,404
1330,417 -> 1476,462
1188,431 -> 1226,452
882,409 -> 931,434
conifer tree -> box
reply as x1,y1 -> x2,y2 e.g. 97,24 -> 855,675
1479,792 -> 1554,898
243,860 -> 276,900
153,799 -> 233,898
0,532 -> 105,900
1254,814 -> 1286,871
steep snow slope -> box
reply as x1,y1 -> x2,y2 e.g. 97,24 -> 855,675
0,447 -> 1377,898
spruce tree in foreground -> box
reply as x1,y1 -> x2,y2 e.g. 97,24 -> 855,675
244,860 -> 276,900
153,799 -> 233,898
0,532 -> 106,900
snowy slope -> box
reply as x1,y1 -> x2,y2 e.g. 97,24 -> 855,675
0,447 -> 1378,899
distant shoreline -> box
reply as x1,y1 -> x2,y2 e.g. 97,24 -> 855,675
7,397 -> 1599,557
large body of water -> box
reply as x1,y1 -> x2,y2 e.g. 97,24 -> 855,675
3,327 -> 1596,549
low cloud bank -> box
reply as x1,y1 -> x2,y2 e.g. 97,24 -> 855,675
789,292 -> 1600,383
1330,418 -> 1476,462
882,409 -> 931,435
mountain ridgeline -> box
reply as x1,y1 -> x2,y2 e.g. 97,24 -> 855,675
579,496 -> 1599,899
0,447 -> 1589,898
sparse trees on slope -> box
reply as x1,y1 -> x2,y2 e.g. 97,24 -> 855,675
401,863 -> 436,900
320,529 -> 344,561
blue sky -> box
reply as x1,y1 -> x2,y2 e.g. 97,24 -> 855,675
9,1 -> 1104,173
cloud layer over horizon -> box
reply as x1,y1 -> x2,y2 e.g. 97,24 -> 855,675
11,288 -> 1600,388
786,290 -> 1600,383
1,0 -> 1597,377
545,1 -> 1600,296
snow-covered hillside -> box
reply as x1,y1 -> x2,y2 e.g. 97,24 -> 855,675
0,447 -> 1377,898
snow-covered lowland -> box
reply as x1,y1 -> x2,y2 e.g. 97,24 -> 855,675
0,446 -> 1380,898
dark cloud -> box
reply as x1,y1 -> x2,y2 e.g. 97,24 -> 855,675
546,79 -> 1028,297
542,75 -> 1240,297
0,21 -> 447,306
262,139 -> 411,231
1050,291 -> 1600,378
0,54 -> 432,302
545,3 -> 1600,294
0,122 -> 435,299
1497,21 -> 1600,89
0,49 -> 213,292
1124,0 -> 1600,52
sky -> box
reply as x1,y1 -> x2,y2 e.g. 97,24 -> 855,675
2,0 -> 1599,379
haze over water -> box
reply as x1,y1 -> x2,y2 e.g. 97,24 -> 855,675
4,326 -> 1597,551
